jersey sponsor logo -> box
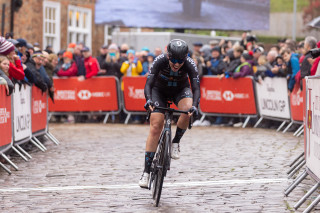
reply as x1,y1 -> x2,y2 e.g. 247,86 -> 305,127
0,108 -> 10,124
33,100 -> 46,114
186,57 -> 198,73
128,86 -> 145,99
154,101 -> 160,107
150,54 -> 165,71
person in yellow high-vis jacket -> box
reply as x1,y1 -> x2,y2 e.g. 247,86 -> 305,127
120,49 -> 143,90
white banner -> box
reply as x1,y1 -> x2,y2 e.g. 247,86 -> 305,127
305,77 -> 320,179
255,77 -> 291,119
13,84 -> 32,141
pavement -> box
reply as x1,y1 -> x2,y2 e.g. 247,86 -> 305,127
0,124 -> 318,212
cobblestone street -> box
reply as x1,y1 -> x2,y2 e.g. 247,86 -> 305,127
0,124 -> 317,212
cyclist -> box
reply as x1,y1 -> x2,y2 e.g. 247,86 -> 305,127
139,39 -> 200,188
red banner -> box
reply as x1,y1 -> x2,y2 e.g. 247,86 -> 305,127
32,86 -> 47,133
0,85 -> 12,147
290,83 -> 304,122
123,76 -> 147,112
200,76 -> 257,115
49,77 -> 119,112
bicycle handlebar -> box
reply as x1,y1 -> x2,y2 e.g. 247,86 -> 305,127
145,105 -> 193,129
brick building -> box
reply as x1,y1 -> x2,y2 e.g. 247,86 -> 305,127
0,0 -> 106,55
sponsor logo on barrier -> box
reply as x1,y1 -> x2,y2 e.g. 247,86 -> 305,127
128,86 -> 144,99
261,99 -> 286,112
291,92 -> 303,106
16,114 -> 31,132
78,90 -> 111,100
201,88 -> 222,101
223,91 -> 234,101
56,90 -> 76,100
202,88 -> 249,102
0,108 -> 10,124
33,100 -> 46,114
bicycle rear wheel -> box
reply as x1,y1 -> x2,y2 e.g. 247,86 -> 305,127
152,131 -> 169,207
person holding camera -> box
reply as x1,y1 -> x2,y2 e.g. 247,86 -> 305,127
99,43 -> 122,79
301,36 -> 317,79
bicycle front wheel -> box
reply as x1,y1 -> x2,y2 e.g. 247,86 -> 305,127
153,131 -> 169,207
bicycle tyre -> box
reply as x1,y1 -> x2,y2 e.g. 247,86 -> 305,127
153,131 -> 169,207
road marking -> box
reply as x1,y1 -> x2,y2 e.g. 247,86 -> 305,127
0,178 -> 287,192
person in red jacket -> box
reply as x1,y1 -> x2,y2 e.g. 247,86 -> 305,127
81,47 -> 99,80
0,37 -> 25,80
56,51 -> 78,77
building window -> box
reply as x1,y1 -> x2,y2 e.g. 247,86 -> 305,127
67,5 -> 92,49
43,1 -> 61,53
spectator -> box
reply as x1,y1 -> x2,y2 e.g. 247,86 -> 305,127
81,47 -> 99,79
16,38 -> 28,56
270,45 -> 280,55
270,55 -> 287,77
0,37 -> 25,81
254,55 -> 273,83
154,47 -> 162,57
300,36 -> 317,79
193,42 -> 203,55
310,41 -> 320,76
45,45 -> 53,54
0,56 -> 14,95
147,53 -> 155,72
282,48 -> 300,92
43,52 -> 58,80
225,52 -> 253,79
56,50 -> 65,71
56,51 -> 78,77
27,43 -> 34,55
252,46 -> 264,64
141,51 -> 149,76
100,43 -> 122,79
220,45 -> 244,79
119,43 -> 129,64
209,40 -> 219,49
204,46 -> 227,75
97,44 -> 108,68
267,50 -> 278,66
25,52 -> 48,92
120,49 -> 143,77
73,44 -> 86,77
48,53 -> 59,75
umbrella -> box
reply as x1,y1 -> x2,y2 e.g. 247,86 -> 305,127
307,16 -> 320,29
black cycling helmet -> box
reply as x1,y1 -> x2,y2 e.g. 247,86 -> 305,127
167,39 -> 189,60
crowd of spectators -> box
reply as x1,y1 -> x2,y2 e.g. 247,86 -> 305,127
191,32 -> 320,127
0,32 -> 319,126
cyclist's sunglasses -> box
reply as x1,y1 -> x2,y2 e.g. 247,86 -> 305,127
169,58 -> 185,64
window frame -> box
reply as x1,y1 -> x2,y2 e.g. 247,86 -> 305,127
67,5 -> 92,49
43,1 -> 61,53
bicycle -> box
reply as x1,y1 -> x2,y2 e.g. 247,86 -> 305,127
145,102 -> 193,207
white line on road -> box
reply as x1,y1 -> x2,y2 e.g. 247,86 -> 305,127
0,178 -> 287,192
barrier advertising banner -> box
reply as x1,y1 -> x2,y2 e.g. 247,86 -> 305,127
32,86 -> 47,133
255,77 -> 290,119
123,76 -> 147,112
305,77 -> 320,179
200,76 -> 256,115
13,84 -> 32,142
0,85 -> 12,147
290,83 -> 304,122
49,77 -> 119,112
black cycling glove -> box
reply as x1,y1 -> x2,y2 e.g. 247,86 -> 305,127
144,99 -> 155,110
188,106 -> 198,116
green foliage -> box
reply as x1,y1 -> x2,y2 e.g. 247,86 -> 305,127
256,35 -> 305,44
270,0 -> 309,13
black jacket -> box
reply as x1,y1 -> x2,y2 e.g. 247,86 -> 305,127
301,51 -> 312,79
26,59 -> 48,92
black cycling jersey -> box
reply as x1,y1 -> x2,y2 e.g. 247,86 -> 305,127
144,53 -> 200,107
